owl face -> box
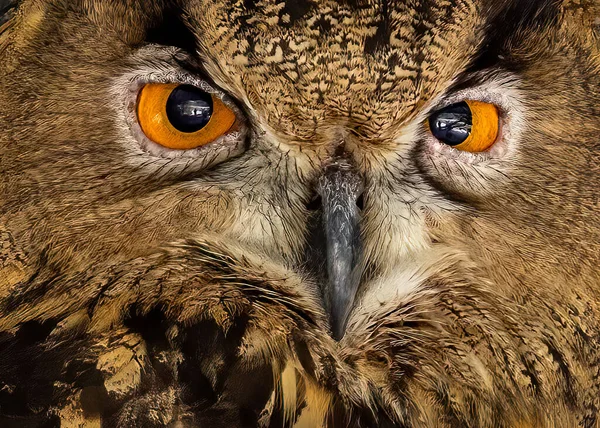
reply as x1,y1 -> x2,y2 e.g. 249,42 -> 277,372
1,0 -> 599,426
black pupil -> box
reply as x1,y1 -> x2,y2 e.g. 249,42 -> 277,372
166,85 -> 213,133
428,101 -> 472,146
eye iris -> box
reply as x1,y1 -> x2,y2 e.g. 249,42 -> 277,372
428,101 -> 472,146
166,85 -> 213,133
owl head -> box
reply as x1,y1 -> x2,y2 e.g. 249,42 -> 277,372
0,0 -> 599,426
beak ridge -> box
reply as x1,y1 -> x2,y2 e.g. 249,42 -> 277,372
317,162 -> 363,340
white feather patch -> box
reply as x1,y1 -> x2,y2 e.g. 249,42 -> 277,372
346,246 -> 458,335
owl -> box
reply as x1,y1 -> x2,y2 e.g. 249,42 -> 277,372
0,0 -> 599,426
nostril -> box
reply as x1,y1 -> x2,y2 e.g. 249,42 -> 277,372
356,193 -> 364,211
306,195 -> 322,211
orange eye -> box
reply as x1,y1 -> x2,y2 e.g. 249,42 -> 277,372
427,100 -> 500,152
137,83 -> 237,150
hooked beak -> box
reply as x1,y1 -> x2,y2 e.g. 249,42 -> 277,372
317,162 -> 363,340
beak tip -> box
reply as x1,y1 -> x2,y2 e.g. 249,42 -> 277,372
331,317 -> 347,341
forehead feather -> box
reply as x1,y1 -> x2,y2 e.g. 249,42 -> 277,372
184,0 -> 484,137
